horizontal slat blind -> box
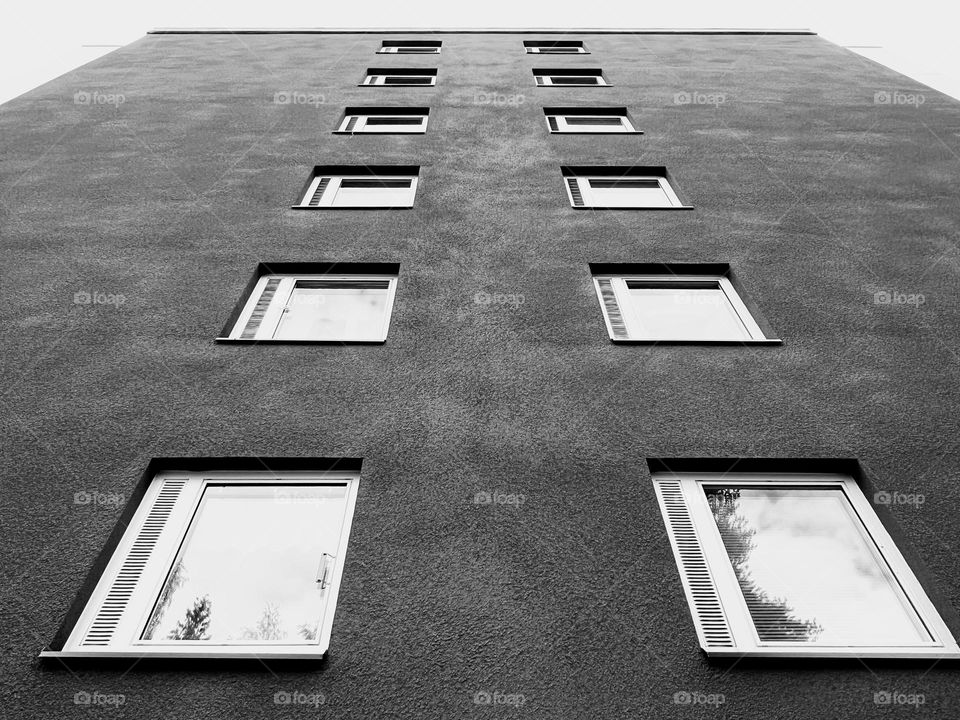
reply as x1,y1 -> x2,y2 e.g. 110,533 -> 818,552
566,177 -> 585,207
595,278 -> 628,339
307,177 -> 331,206
81,479 -> 187,646
655,479 -> 735,649
241,278 -> 281,339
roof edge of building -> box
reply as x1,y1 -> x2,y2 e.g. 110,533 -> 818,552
147,28 -> 816,36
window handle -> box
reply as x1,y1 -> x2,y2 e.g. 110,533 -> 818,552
316,553 -> 336,591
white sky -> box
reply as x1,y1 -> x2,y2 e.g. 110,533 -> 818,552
1,0 -> 959,106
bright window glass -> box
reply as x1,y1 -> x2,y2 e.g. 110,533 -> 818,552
705,486 -> 930,646
585,178 -> 677,208
143,484 -> 347,644
274,280 -> 391,341
625,283 -> 750,340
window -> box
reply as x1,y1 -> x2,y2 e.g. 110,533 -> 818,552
361,68 -> 437,86
378,40 -> 441,54
335,107 -> 429,134
294,166 -> 419,209
524,40 -> 587,54
533,68 -> 608,86
219,263 -> 399,343
562,166 -> 688,209
651,463 -> 960,658
41,459 -> 361,659
544,107 -> 639,134
590,264 -> 778,343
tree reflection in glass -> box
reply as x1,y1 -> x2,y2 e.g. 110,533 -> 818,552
705,486 -> 931,645
142,484 -> 348,643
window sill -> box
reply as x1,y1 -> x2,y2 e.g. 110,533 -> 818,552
332,130 -> 426,135
610,338 -> 782,346
215,337 -> 387,345
359,83 -> 436,87
572,205 -> 695,210
550,130 -> 644,135
290,205 -> 413,210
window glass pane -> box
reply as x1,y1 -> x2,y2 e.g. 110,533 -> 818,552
705,486 -> 931,645
590,179 -> 660,189
384,76 -> 431,84
587,179 -> 670,208
365,116 -> 424,125
273,280 -> 389,340
339,179 -> 412,188
142,484 -> 348,643
625,284 -> 748,339
566,116 -> 622,126
551,76 -> 598,84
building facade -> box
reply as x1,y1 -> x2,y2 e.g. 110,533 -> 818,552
2,28 -> 960,718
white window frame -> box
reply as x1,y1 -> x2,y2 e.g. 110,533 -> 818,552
378,42 -> 441,54
652,471 -> 960,658
298,174 -> 418,208
535,72 -> 607,87
592,274 -> 767,342
227,273 -> 398,342
41,469 -> 360,659
546,113 -> 636,134
525,43 -> 587,54
362,72 -> 436,86
566,174 -> 683,209
336,112 -> 429,134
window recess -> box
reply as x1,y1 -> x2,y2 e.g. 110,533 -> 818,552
589,263 -> 779,344
218,262 -> 399,343
40,459 -> 362,659
650,462 -> 960,658
544,107 -> 639,134
524,40 -> 588,54
533,68 -> 609,86
378,40 -> 441,54
294,165 -> 419,209
561,166 -> 688,209
361,68 -> 437,86
335,107 -> 429,134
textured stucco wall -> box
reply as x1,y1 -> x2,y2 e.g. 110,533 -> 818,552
1,30 -> 960,720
